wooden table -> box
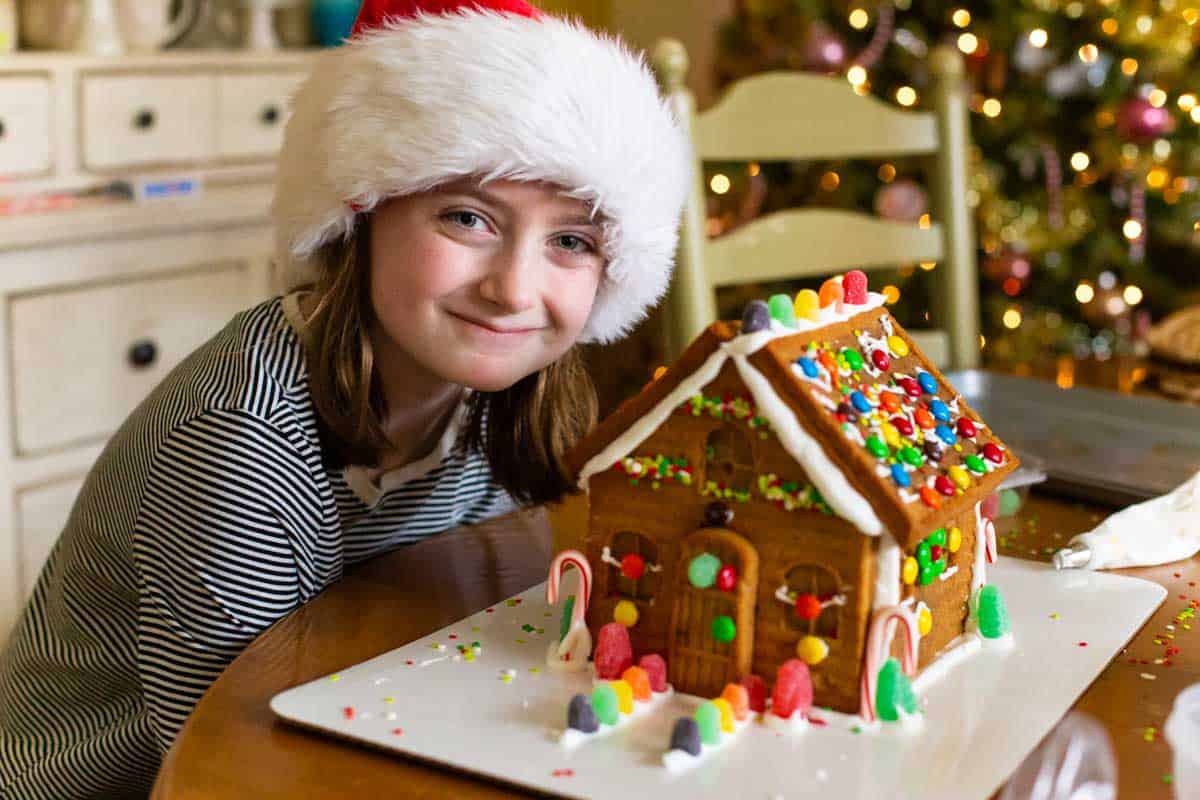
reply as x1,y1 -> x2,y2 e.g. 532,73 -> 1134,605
150,490 -> 1197,799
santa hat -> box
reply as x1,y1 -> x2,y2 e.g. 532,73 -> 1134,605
271,0 -> 692,344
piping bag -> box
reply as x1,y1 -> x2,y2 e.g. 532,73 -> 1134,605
1053,471 -> 1200,570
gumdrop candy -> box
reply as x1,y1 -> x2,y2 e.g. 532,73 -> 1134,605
793,289 -> 821,321
639,654 -> 668,692
611,679 -> 634,714
711,698 -> 735,733
694,701 -> 721,745
720,683 -> 750,721
591,683 -> 619,726
621,666 -> 652,701
567,693 -> 599,733
741,300 -> 771,333
842,269 -> 868,304
980,492 -> 1000,520
739,674 -> 767,713
977,584 -> 1011,639
594,622 -> 633,679
818,277 -> 844,309
875,657 -> 918,722
768,294 -> 797,328
771,659 -> 813,720
669,717 -> 701,755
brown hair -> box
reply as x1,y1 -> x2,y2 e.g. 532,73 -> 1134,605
300,214 -> 598,506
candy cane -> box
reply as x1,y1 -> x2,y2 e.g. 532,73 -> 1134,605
983,517 -> 997,564
547,550 -> 592,627
859,605 -> 919,722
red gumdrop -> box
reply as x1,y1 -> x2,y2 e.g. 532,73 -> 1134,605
842,269 -> 869,304
981,492 -> 1000,521
795,593 -> 822,621
715,565 -> 737,592
621,553 -> 646,580
639,654 -> 669,692
771,659 -> 813,720
739,674 -> 768,713
594,622 -> 633,679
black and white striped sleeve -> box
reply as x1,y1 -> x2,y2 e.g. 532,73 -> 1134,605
131,409 -> 319,751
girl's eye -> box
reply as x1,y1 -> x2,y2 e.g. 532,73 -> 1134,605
555,234 -> 596,254
445,210 -> 488,231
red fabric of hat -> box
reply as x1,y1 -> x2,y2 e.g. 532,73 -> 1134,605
351,0 -> 541,38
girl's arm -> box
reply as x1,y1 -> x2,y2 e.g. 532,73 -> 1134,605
131,408 -> 321,752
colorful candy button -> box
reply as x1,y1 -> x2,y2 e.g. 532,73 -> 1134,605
888,335 -> 909,357
898,446 -> 924,467
914,407 -> 935,429
935,424 -> 956,445
796,356 -> 819,378
929,398 -> 951,422
890,463 -> 911,488
841,348 -> 864,372
956,417 -> 977,438
902,557 -> 918,584
865,435 -> 888,459
881,422 -> 902,449
917,371 -> 938,394
948,465 -> 971,490
871,349 -> 890,371
934,475 -> 956,496
879,391 -> 902,413
982,442 -> 1006,464
890,416 -> 914,437
948,526 -> 963,553
850,391 -> 872,413
919,486 -> 942,509
964,454 -> 988,474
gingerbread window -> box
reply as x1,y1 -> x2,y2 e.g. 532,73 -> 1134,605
704,425 -> 755,491
779,564 -> 844,639
604,531 -> 662,601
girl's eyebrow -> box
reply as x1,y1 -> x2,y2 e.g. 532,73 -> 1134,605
444,185 -> 601,229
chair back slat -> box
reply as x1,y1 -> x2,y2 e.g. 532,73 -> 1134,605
705,209 -> 943,288
694,72 -> 939,161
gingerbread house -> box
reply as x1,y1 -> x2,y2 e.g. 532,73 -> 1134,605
559,285 -> 1018,719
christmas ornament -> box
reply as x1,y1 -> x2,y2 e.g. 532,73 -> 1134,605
800,21 -> 845,73
1116,96 -> 1175,143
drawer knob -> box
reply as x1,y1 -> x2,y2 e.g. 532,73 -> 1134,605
127,339 -> 158,369
260,105 -> 281,126
133,109 -> 157,131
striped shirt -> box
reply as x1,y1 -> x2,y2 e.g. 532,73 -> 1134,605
0,294 -> 516,799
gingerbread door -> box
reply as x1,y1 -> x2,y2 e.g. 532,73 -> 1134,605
667,528 -> 758,697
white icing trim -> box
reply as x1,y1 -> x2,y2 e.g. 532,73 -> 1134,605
972,501 -> 989,593
874,529 -> 901,608
579,295 -> 889,537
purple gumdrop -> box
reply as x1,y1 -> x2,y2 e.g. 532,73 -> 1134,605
669,717 -> 701,756
594,622 -> 633,679
771,659 -> 813,719
567,693 -> 599,733
741,300 -> 771,333
639,654 -> 668,692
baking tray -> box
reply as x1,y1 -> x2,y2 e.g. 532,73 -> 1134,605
946,369 -> 1200,508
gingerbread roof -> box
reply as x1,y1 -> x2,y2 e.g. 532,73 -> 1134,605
568,294 -> 1018,550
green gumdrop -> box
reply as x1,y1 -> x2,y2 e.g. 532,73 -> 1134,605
865,436 -> 889,459
929,528 -> 947,547
768,294 -> 797,327
711,615 -> 736,643
559,595 -> 575,643
977,584 -> 1011,639
998,488 -> 1023,517
592,684 -> 619,726
875,657 -> 919,722
688,553 -> 721,589
915,541 -> 932,566
694,701 -> 722,745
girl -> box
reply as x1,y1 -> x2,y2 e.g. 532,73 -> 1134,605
0,2 -> 690,797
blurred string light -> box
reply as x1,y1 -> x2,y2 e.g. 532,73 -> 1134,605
1029,28 -> 1048,47
710,174 -> 731,194
896,86 -> 917,106
882,284 -> 901,303
1070,151 -> 1090,170
951,8 -> 971,27
1148,88 -> 1167,107
1124,285 -> 1144,305
878,163 -> 896,182
1123,219 -> 1143,239
1178,94 -> 1197,112
982,98 -> 1002,117
957,33 -> 978,54
1101,18 -> 1119,36
1121,58 -> 1138,75
847,65 -> 867,87
1075,283 -> 1095,303
1077,43 -> 1099,63
848,8 -> 869,29
1002,308 -> 1023,329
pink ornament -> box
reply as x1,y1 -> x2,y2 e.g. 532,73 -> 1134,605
771,659 -> 813,720
716,565 -> 737,592
620,553 -> 645,580
594,622 -> 633,679
873,179 -> 928,223
1116,96 -> 1175,144
801,22 -> 847,73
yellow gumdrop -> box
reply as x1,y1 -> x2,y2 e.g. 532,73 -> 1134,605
611,679 -> 634,714
948,526 -> 962,553
881,422 -> 902,449
613,599 -> 639,627
796,635 -> 829,665
902,556 -> 919,585
888,335 -> 910,358
948,465 -> 972,491
793,289 -> 821,321
918,606 -> 933,637
711,697 -> 735,732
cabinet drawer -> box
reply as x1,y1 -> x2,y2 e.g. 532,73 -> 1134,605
10,264 -> 252,455
216,71 -> 304,159
16,476 -> 85,600
0,76 -> 53,177
81,74 -> 215,169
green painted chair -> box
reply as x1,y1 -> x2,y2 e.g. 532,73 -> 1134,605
651,39 -> 979,369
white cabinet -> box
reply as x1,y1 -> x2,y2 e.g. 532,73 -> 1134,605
0,51 -> 312,643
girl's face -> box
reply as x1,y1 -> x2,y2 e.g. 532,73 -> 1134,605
368,178 -> 605,393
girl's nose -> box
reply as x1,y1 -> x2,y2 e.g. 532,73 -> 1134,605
478,249 -> 539,314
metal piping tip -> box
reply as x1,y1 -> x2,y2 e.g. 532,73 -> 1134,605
1052,545 -> 1092,571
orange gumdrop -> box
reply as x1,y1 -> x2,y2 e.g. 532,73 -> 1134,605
621,666 -> 652,702
913,407 -> 935,429
720,682 -> 751,721
818,278 -> 845,308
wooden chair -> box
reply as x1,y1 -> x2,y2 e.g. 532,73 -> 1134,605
651,39 -> 979,369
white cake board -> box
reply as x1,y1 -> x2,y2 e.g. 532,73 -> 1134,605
271,557 -> 1165,799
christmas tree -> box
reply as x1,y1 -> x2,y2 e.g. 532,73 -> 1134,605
710,0 -> 1200,367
